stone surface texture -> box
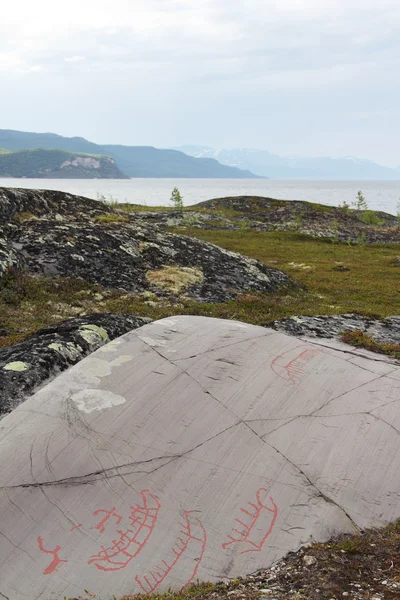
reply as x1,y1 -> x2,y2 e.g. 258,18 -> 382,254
0,316 -> 399,600
0,188 -> 293,301
133,196 -> 400,243
268,314 -> 400,345
0,313 -> 151,417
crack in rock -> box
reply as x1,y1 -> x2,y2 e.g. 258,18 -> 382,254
2,423 -> 242,490
263,441 -> 360,532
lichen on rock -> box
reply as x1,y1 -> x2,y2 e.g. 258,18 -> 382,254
146,265 -> 204,295
79,324 -> 109,342
0,313 -> 151,417
0,187 -> 294,302
3,361 -> 30,372
267,314 -> 400,346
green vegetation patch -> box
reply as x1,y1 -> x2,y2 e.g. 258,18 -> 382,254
1,228 -> 400,349
169,228 -> 400,319
93,214 -> 129,224
341,330 -> 400,360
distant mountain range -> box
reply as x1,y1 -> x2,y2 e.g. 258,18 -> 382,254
175,146 -> 400,180
0,130 -> 259,179
0,148 -> 126,179
3,131 -> 397,180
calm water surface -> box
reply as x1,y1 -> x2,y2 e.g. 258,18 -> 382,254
1,178 -> 399,214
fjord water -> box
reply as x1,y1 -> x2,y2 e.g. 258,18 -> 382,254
0,178 -> 399,214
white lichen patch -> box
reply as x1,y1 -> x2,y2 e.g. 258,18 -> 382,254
0,239 -> 19,276
138,241 -> 160,252
119,242 -> 139,257
110,355 -> 133,368
3,361 -> 31,372
80,324 -> 109,343
246,260 -> 271,282
288,262 -> 313,271
79,330 -> 102,345
291,316 -> 307,323
78,325 -> 109,346
81,358 -> 113,377
166,218 -> 183,227
71,389 -> 126,413
48,342 -> 83,361
70,253 -> 85,262
159,245 -> 178,258
146,266 -> 204,294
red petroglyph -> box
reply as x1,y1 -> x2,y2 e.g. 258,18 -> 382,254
135,510 -> 207,594
222,488 -> 278,554
70,524 -> 83,532
37,536 -> 68,575
271,345 -> 321,385
88,490 -> 160,572
91,507 -> 123,534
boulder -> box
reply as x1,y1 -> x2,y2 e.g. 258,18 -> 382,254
0,316 -> 399,599
0,188 -> 293,302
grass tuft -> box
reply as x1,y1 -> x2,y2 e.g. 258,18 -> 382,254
341,330 -> 400,359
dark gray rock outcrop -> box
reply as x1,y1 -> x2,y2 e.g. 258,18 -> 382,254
0,188 -> 294,302
267,314 -> 400,346
135,196 -> 400,244
0,313 -> 151,417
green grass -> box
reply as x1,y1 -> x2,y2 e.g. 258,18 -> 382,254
1,229 -> 399,350
116,203 -> 174,212
341,330 -> 400,359
93,214 -> 129,223
170,228 -> 400,319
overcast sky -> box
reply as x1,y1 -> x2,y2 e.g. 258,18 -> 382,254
1,0 -> 399,166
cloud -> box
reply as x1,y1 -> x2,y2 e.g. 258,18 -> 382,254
1,1 -> 399,164
0,52 -> 23,72
64,56 -> 85,63
2,1 -> 400,80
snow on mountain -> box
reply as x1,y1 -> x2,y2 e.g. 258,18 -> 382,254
174,146 -> 400,180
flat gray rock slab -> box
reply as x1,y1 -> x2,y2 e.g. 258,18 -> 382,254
0,316 -> 399,600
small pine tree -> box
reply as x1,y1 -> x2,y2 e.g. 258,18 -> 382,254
340,200 -> 350,212
354,190 -> 368,210
170,187 -> 183,210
